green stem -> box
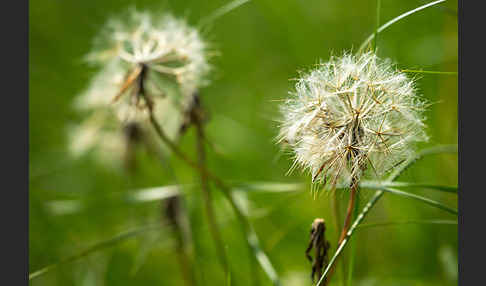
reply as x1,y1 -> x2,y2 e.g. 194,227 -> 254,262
316,145 -> 457,286
317,190 -> 384,286
195,121 -> 231,280
148,113 -> 281,286
330,190 -> 343,286
373,0 -> 381,52
346,194 -> 360,286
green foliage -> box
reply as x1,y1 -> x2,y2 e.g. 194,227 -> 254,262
30,0 -> 458,285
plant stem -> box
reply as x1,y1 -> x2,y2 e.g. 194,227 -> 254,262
324,179 -> 359,285
338,184 -> 358,246
143,129 -> 198,285
148,112 -> 280,286
317,190 -> 384,286
316,145 -> 457,285
166,197 -> 198,286
346,194 -> 360,286
174,231 -> 197,286
373,0 -> 381,52
195,120 -> 230,279
330,190 -> 344,286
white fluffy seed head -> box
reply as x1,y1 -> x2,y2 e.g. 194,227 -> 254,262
69,10 -> 210,166
278,52 -> 428,189
86,10 -> 210,98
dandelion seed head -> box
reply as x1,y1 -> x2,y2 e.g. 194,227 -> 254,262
69,10 -> 208,166
278,52 -> 428,189
86,10 -> 210,97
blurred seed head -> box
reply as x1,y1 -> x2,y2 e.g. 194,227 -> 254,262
86,10 -> 210,98
69,10 -> 211,167
278,52 -> 428,189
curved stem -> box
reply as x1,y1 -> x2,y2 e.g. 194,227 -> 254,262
317,190 -> 384,286
195,121 -> 230,279
316,145 -> 457,285
373,0 -> 381,52
338,185 -> 358,244
346,194 -> 360,286
325,181 -> 358,284
169,209 -> 198,286
143,118 -> 198,285
148,113 -> 281,286
331,190 -> 344,286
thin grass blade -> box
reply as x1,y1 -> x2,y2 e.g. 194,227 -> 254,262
235,181 -> 305,193
358,0 -> 447,52
360,181 -> 458,193
127,185 -> 182,203
401,69 -> 457,75
29,224 -> 164,280
230,191 -> 282,286
380,187 -> 457,215
373,0 -> 381,52
316,190 -> 385,286
387,144 -> 457,182
357,219 -> 457,230
316,145 -> 457,285
200,0 -> 251,28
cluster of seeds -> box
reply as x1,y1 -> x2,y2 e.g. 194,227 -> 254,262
278,52 -> 428,190
69,10 -> 210,166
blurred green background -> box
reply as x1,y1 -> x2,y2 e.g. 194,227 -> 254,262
29,0 -> 457,285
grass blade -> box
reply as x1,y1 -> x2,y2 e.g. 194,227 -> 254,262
316,144 -> 457,285
373,0 -> 381,52
235,181 -> 305,193
401,69 -> 457,75
360,181 -> 457,194
357,219 -> 457,230
29,224 -> 164,280
380,187 -> 457,215
127,185 -> 181,203
149,113 -> 281,285
316,190 -> 385,286
387,144 -> 457,182
358,0 -> 447,52
200,0 -> 251,27
231,192 -> 281,286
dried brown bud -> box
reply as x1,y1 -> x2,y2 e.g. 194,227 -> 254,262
305,218 -> 331,284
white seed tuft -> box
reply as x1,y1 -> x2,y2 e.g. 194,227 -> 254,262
69,10 -> 210,166
278,52 -> 428,190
